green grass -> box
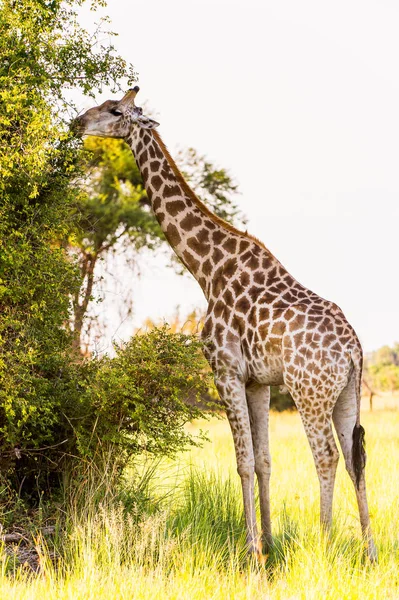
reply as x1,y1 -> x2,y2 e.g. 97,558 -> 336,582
1,410 -> 399,599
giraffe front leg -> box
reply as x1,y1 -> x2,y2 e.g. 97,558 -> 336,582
246,381 -> 272,552
215,374 -> 262,560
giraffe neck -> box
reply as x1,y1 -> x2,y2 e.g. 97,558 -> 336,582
126,126 -> 259,299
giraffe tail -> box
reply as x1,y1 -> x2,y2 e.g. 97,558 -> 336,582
351,345 -> 366,489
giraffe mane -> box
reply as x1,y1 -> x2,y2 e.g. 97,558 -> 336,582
152,130 -> 267,252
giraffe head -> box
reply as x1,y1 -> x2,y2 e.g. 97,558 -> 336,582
73,86 -> 160,138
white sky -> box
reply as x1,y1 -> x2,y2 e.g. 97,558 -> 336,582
78,0 -> 399,353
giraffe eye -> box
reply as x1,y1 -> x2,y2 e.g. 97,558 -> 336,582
110,108 -> 123,116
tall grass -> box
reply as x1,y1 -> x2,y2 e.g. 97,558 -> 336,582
1,410 -> 399,599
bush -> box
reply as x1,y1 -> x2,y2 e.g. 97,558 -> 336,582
0,328 -> 211,504
90,328 -> 211,456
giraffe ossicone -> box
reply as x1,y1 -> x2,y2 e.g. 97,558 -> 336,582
75,88 -> 377,562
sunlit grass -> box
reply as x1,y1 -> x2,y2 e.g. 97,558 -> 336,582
1,410 -> 399,599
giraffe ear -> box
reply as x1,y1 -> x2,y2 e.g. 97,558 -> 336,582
136,115 -> 160,129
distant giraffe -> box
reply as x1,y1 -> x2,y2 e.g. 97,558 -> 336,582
75,88 -> 377,561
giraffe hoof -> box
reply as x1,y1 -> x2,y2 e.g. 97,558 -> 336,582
246,540 -> 267,565
257,551 -> 267,566
262,533 -> 273,554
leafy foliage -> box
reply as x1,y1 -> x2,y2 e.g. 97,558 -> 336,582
364,343 -> 399,393
90,327 -> 211,455
1,328 -> 211,502
70,137 -> 163,348
0,1 -> 210,502
74,138 -> 162,255
140,309 -> 295,411
0,0 -> 120,483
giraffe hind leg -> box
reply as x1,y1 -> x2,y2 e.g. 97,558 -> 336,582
332,374 -> 377,561
293,398 -> 339,531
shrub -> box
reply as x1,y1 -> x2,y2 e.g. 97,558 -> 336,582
90,327 -> 211,456
0,328 -> 211,505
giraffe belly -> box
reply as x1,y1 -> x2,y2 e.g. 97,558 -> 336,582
245,353 -> 285,386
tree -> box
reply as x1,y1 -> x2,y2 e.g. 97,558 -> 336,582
0,0 -> 221,505
139,307 -> 205,335
364,342 -> 399,395
372,345 -> 399,367
0,0 -> 135,496
369,364 -> 399,395
70,137 -> 162,350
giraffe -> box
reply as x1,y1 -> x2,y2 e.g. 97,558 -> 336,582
75,87 -> 377,562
